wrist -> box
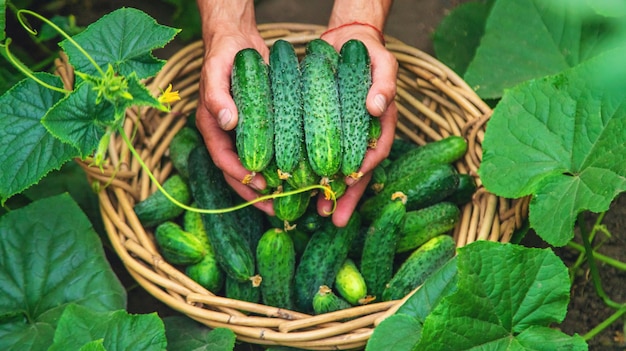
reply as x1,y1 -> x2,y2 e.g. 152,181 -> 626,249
196,0 -> 258,37
327,0 -> 392,31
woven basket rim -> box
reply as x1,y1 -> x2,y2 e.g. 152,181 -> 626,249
62,22 -> 530,350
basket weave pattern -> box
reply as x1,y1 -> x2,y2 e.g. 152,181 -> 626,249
66,23 -> 529,350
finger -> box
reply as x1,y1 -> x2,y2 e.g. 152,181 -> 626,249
199,53 -> 239,131
224,172 -> 275,215
366,47 -> 398,117
317,172 -> 372,227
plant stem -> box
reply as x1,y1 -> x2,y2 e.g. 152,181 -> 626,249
583,305 -> 626,341
566,241 -> 626,271
577,213 -> 624,309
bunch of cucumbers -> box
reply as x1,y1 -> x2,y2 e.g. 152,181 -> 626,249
132,38 -> 477,315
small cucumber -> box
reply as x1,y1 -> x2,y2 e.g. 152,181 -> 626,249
285,146 -> 320,189
387,138 -> 418,161
313,285 -> 352,315
325,173 -> 347,199
396,202 -> 461,253
338,39 -> 372,178
335,258 -> 370,305
368,117 -> 382,149
367,163 -> 387,195
187,146 -> 256,282
301,52 -> 342,178
225,274 -> 262,306
273,183 -> 311,223
169,126 -> 202,179
256,228 -> 296,309
382,235 -> 456,301
293,204 -> 325,233
134,174 -> 191,227
294,213 -> 361,312
305,38 -> 339,69
260,157 -> 283,191
185,250 -> 225,293
154,221 -> 206,265
270,39 -> 304,174
444,173 -> 477,205
385,135 -> 467,184
359,163 -> 459,221
288,227 -> 311,258
232,48 -> 274,173
360,193 -> 407,298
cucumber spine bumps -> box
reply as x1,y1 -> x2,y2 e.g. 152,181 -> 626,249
232,48 -> 274,173
337,39 -> 372,178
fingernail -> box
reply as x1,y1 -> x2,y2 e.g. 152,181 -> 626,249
217,108 -> 232,128
374,94 -> 386,114
249,179 -> 264,192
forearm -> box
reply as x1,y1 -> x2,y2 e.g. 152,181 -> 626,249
196,0 -> 258,38
327,0 -> 393,31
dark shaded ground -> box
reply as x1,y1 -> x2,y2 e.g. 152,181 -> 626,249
10,1 -> 626,350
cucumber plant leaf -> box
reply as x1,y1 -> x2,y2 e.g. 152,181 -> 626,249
0,194 -> 126,350
432,0 -> 493,76
478,46 -> 626,246
59,7 -> 180,79
0,73 -> 78,203
48,304 -> 166,351
415,241 -> 586,350
164,316 -> 237,351
365,314 -> 422,351
464,0 -> 626,99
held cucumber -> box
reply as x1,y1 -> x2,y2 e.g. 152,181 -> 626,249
231,48 -> 274,173
338,39 -> 372,178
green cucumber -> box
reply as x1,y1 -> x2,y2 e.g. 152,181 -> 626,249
368,117 -> 382,149
285,146 -> 320,189
187,146 -> 256,282
185,249 -> 225,293
260,157 -> 283,191
301,52 -> 342,178
225,274 -> 261,306
134,174 -> 191,227
293,204 -> 324,233
326,173 -> 347,199
154,221 -> 206,265
335,258 -> 370,305
232,48 -> 274,173
269,39 -> 304,174
360,194 -> 407,298
338,39 -> 372,177
396,202 -> 461,253
313,285 -> 352,315
288,227 -> 311,258
169,126 -> 202,179
359,163 -> 459,221
382,235 -> 456,301
387,138 -> 418,161
273,183 -> 311,223
305,38 -> 339,69
256,228 -> 296,309
294,213 -> 361,312
385,135 -> 467,184
444,173 -> 477,205
367,163 -> 387,195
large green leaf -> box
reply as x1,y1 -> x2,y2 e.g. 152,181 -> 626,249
0,74 -> 78,203
415,241 -> 586,350
164,316 -> 236,351
59,7 -> 179,79
478,46 -> 626,246
365,314 -> 422,351
432,0 -> 493,76
0,194 -> 126,350
49,304 -> 166,351
464,0 -> 625,99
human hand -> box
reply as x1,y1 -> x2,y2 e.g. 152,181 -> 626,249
317,24 -> 399,227
195,23 -> 275,215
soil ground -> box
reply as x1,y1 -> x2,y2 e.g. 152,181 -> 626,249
12,1 -> 626,350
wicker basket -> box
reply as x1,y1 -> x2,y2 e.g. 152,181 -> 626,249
65,23 -> 529,350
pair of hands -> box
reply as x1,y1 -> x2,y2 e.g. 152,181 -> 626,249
196,24 -> 398,227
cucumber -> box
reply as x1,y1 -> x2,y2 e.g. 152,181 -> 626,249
313,285 -> 352,315
294,213 -> 361,312
360,193 -> 407,298
367,163 -> 387,195
396,202 -> 461,253
187,146 -> 256,282
169,126 -> 202,179
387,138 -> 418,161
269,39 -> 304,174
326,173 -> 347,199
338,39 -> 372,178
301,52 -> 342,178
225,274 -> 261,305
233,194 -> 267,253
359,163 -> 459,221
185,249 -> 225,293
134,174 -> 191,227
232,48 -> 274,173
260,157 -> 283,191
285,146 -> 320,189
256,228 -> 296,309
382,235 -> 456,301
335,258 -> 370,305
444,173 -> 477,205
293,204 -> 324,233
154,221 -> 206,265
385,135 -> 467,184
273,183 -> 311,223
288,227 -> 311,258
368,117 -> 382,149
305,38 -> 339,69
